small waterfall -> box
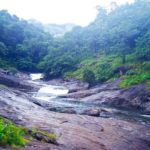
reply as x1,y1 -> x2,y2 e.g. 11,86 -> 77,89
34,85 -> 69,101
30,73 -> 43,80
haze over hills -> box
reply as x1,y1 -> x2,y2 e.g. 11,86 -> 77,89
0,0 -> 136,27
28,19 -> 76,37
44,23 -> 76,37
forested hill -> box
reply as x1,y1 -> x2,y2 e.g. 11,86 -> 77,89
0,0 -> 150,87
0,10 -> 53,72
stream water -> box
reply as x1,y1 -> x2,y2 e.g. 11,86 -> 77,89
30,74 -> 150,124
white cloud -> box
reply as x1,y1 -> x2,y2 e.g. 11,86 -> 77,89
0,0 -> 134,26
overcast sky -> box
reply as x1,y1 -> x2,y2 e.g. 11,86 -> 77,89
0,0 -> 135,26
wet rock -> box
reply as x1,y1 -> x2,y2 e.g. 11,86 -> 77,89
31,77 -> 150,114
62,79 -> 121,99
143,102 -> 150,113
0,71 -> 20,87
81,90 -> 120,104
63,78 -> 89,93
68,82 -> 89,93
61,79 -> 150,114
49,107 -> 76,114
33,132 -> 43,141
112,84 -> 150,113
59,109 -> 76,114
78,83 -> 150,114
81,108 -> 101,117
81,108 -> 114,118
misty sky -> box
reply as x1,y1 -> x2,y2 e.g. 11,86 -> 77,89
0,0 -> 135,26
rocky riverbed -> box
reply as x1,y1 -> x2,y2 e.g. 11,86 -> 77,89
0,71 -> 150,150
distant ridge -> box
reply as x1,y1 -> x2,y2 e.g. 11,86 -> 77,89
28,19 -> 76,37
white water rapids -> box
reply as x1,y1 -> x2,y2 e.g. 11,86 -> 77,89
30,73 -> 69,101
30,73 -> 43,80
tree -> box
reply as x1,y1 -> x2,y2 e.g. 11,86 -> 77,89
83,69 -> 95,86
0,42 -> 8,57
135,30 -> 150,61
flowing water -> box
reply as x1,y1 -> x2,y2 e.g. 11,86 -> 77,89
30,73 -> 43,80
30,74 -> 150,124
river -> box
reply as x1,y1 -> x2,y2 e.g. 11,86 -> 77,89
30,73 -> 150,124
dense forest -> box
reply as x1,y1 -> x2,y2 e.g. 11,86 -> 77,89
0,0 -> 150,87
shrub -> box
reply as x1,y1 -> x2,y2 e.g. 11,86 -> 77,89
119,72 -> 150,88
8,67 -> 18,75
141,62 -> 150,71
125,69 -> 137,76
83,69 -> 95,86
0,119 -> 27,147
95,63 -> 112,82
0,117 -> 58,148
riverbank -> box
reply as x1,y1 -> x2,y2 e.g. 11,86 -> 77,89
0,71 -> 150,150
45,78 -> 150,115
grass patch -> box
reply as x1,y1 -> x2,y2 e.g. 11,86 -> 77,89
146,81 -> 150,90
0,116 -> 57,148
119,72 -> 150,88
29,128 -> 57,145
0,117 -> 27,147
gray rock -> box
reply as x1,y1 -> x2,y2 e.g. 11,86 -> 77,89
0,71 -> 39,91
0,79 -> 150,150
81,108 -> 101,117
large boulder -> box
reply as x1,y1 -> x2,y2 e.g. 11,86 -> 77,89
0,70 -> 39,91
80,83 -> 150,113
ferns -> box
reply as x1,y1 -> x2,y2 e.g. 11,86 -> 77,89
0,119 -> 27,147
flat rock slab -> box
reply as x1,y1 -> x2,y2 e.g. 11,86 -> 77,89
0,87 -> 150,150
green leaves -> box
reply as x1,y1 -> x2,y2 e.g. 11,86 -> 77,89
0,0 -> 150,81
0,119 -> 27,147
120,72 -> 150,88
0,42 -> 8,57
83,69 -> 95,86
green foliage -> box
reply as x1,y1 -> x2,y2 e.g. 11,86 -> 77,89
147,81 -> 150,90
141,62 -> 150,70
0,117 -> 58,148
0,118 -> 27,147
0,42 -> 8,57
7,67 -> 17,75
95,63 -> 113,82
0,0 -> 149,83
135,29 -> 150,61
0,10 -> 52,72
65,55 -> 120,83
119,72 -> 150,88
125,70 -> 137,76
42,53 -> 77,79
82,69 -> 95,86
17,58 -> 35,71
